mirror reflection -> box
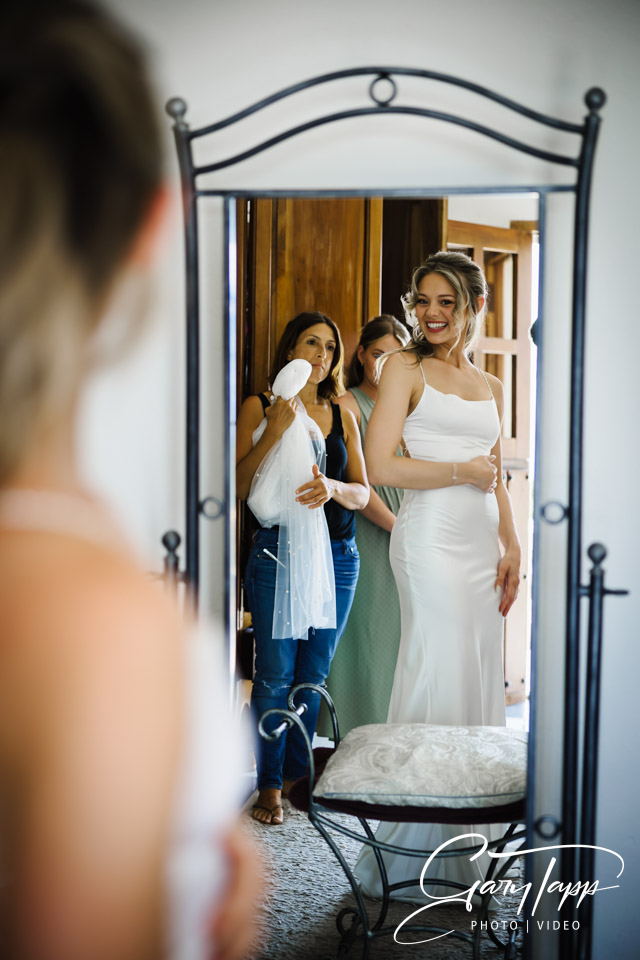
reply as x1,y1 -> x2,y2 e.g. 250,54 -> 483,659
234,195 -> 539,843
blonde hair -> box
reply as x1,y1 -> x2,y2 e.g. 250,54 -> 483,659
401,251 -> 488,359
0,1 -> 162,482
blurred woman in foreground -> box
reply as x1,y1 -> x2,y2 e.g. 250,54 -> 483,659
0,2 -> 258,959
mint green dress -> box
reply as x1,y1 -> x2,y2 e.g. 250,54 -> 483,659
320,386 -> 404,738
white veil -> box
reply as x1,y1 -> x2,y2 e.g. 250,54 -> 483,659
247,360 -> 336,640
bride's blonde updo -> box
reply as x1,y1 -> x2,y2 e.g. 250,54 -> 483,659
0,0 -> 162,483
401,251 -> 488,358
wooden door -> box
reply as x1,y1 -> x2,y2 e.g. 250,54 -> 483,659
235,197 -> 385,632
381,198 -> 448,318
237,197 -> 383,402
448,220 -> 535,706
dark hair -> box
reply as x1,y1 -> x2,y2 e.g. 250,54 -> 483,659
345,314 -> 410,388
0,0 -> 162,482
269,312 -> 345,401
1,0 -> 162,295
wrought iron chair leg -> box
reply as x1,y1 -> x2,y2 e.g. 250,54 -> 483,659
476,851 -> 525,955
309,815 -> 373,959
358,817 -> 393,932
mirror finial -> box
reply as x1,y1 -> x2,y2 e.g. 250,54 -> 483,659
162,530 -> 182,552
166,97 -> 189,125
585,87 -> 606,113
587,542 -> 607,566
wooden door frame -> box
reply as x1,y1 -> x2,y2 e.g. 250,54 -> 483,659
448,218 -> 536,706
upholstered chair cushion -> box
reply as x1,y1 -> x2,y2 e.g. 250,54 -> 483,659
313,723 -> 527,809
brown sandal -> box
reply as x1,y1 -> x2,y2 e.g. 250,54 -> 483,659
251,802 -> 284,826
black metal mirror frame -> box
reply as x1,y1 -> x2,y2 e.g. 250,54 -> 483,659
165,67 -> 617,960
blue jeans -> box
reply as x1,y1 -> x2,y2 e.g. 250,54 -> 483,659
245,526 -> 359,789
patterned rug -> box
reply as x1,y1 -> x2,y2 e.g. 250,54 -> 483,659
244,795 -> 523,960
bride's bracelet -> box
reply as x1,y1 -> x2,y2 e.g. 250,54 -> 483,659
452,463 -> 458,486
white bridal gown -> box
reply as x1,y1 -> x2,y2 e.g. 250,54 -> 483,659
354,362 -> 506,902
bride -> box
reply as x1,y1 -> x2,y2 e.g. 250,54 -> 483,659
354,250 -> 521,899
0,3 -> 258,957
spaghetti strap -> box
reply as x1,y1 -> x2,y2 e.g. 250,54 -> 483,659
478,368 -> 494,400
418,359 -> 428,387
331,401 -> 343,433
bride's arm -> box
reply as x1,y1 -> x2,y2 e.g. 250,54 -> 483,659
337,392 -> 396,530
487,375 -> 521,617
365,353 -> 496,491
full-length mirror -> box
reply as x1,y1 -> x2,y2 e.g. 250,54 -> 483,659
229,190 -> 540,929
167,68 -> 606,957
234,191 -> 539,754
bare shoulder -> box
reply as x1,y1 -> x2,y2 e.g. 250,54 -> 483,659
378,350 -> 421,390
377,351 -> 423,416
238,394 -> 266,425
383,349 -> 420,373
61,544 -> 182,666
483,372 -> 505,418
236,394 -> 267,462
3,535 -> 183,681
336,390 -> 361,424
339,404 -> 358,429
339,404 -> 361,442
484,372 -> 504,399
0,536 -> 183,752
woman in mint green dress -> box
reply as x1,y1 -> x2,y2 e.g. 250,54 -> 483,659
322,316 -> 410,736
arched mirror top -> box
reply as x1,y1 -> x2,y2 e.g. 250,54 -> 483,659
166,67 -> 605,189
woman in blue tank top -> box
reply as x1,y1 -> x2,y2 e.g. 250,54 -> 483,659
236,312 -> 369,826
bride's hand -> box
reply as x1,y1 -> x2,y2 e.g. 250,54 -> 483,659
295,464 -> 335,508
463,455 -> 498,493
495,549 -> 521,617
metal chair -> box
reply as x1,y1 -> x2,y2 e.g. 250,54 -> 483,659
259,683 -> 527,959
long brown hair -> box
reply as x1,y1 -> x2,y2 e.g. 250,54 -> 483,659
345,315 -> 410,388
269,312 -> 345,401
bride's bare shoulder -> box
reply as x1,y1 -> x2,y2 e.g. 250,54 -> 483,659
0,534 -> 182,685
389,349 -> 419,367
484,371 -> 504,395
381,349 -> 421,375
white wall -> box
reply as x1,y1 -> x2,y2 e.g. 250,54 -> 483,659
448,194 -> 539,228
87,0 -> 640,953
